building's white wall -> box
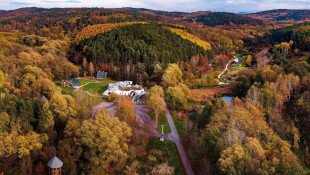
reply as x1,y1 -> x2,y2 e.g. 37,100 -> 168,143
103,81 -> 144,97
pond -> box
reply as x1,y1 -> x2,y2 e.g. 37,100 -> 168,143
222,96 -> 235,103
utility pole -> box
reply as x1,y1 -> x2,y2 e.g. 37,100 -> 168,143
160,124 -> 164,142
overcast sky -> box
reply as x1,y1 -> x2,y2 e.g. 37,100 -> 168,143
1,0 -> 309,12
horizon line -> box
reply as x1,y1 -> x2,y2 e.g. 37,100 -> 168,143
1,6 -> 309,14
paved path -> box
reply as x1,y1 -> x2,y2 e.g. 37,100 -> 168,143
218,60 -> 233,79
217,56 -> 239,85
209,56 -> 217,66
164,106 -> 195,175
135,104 -> 153,125
92,101 -> 115,118
93,102 -> 154,126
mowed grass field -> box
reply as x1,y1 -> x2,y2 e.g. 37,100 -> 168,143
56,77 -> 115,96
60,86 -> 75,95
82,78 -> 115,95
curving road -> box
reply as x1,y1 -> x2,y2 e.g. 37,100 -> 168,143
218,56 -> 239,85
218,60 -> 234,79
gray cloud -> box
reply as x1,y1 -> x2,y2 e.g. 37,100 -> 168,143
9,1 -> 33,5
41,0 -> 80,4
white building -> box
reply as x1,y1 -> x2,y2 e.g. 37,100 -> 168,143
103,81 -> 145,97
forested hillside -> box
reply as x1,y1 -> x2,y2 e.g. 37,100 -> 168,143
0,7 -> 156,34
0,31 -> 80,174
271,22 -> 310,51
77,24 -> 210,80
187,12 -> 264,26
252,9 -> 310,24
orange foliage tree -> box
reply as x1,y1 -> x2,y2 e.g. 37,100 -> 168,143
115,97 -> 136,125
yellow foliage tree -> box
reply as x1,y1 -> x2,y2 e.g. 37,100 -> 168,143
218,144 -> 246,175
77,110 -> 132,173
50,93 -> 77,121
0,70 -> 10,88
166,86 -> 187,110
246,55 -> 252,66
162,64 -> 183,88
147,93 -> 165,127
0,131 -> 47,158
148,85 -> 164,98
38,101 -> 54,132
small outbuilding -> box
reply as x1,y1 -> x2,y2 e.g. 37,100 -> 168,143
60,78 -> 81,89
97,71 -> 108,79
47,156 -> 63,175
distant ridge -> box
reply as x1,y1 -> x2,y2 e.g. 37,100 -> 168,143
237,12 -> 251,15
253,9 -> 310,14
0,7 -> 308,27
249,9 -> 310,23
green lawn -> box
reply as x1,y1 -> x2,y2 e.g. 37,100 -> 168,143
77,78 -> 93,85
82,78 -> 115,95
54,80 -> 75,95
55,77 -> 115,96
157,113 -> 171,133
60,86 -> 75,95
147,138 -> 184,175
172,112 -> 185,138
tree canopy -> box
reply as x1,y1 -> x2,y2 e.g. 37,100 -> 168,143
77,110 -> 132,173
78,24 -> 209,67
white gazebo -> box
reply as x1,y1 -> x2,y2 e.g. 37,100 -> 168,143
47,156 -> 63,175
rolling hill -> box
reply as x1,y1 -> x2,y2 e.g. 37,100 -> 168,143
77,23 -> 210,67
186,12 -> 265,26
251,9 -> 310,24
271,22 -> 310,51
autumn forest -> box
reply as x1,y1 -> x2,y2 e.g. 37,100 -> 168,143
0,6 -> 309,175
